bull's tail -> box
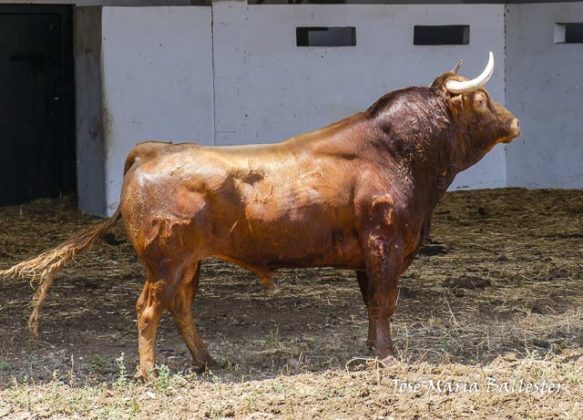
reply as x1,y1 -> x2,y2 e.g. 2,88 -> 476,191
0,208 -> 122,336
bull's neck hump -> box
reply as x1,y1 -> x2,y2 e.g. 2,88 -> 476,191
286,112 -> 370,148
390,128 -> 461,209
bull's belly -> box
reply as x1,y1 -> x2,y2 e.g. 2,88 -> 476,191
202,183 -> 363,269
211,221 -> 365,270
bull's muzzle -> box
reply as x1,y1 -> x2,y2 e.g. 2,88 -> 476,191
510,118 -> 521,138
499,118 -> 521,144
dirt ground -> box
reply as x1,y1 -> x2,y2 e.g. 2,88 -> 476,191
0,188 -> 581,418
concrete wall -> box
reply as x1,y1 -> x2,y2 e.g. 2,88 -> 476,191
75,7 -> 107,215
75,2 -> 583,216
505,2 -> 583,188
97,6 -> 214,215
213,2 -> 507,191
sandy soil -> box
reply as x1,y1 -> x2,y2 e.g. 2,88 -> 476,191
0,188 -> 581,418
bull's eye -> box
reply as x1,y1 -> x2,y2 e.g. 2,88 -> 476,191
472,93 -> 488,111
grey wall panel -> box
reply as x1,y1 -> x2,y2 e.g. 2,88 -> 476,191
506,2 -> 583,188
75,7 -> 107,215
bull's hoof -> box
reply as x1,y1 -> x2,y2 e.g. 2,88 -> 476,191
265,285 -> 281,295
193,357 -> 224,373
378,354 -> 398,367
134,364 -> 161,381
134,370 -> 150,382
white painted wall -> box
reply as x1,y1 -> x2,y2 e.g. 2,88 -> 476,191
213,2 -> 508,190
100,6 -> 214,214
505,2 -> 583,188
80,2 -> 583,216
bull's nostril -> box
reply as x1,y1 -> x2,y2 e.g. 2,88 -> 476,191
510,118 -> 520,133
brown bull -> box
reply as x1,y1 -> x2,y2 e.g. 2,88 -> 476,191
0,53 -> 520,379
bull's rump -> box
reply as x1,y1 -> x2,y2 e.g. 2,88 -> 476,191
121,143 -> 365,269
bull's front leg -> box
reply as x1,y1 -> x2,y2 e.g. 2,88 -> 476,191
421,216 -> 432,245
356,270 -> 374,347
360,229 -> 405,364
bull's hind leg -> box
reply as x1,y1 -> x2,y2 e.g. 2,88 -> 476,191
135,253 -> 199,379
168,261 -> 215,370
135,269 -> 166,379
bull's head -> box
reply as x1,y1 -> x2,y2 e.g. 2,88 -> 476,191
432,52 -> 520,166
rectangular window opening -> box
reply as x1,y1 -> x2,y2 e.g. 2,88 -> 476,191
414,25 -> 470,46
296,27 -> 356,47
555,23 -> 583,44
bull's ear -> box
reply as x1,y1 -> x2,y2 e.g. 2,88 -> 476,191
449,95 -> 464,115
450,59 -> 463,74
430,73 -> 453,92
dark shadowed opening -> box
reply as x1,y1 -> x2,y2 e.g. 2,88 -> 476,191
296,27 -> 357,47
0,5 -> 76,206
563,23 -> 583,43
414,25 -> 470,45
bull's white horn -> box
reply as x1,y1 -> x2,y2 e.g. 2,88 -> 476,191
445,51 -> 494,94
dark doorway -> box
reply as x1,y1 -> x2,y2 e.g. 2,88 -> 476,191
0,5 -> 75,205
